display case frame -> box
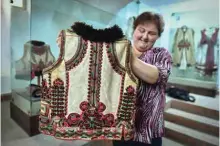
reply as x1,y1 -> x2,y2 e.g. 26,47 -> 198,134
11,0 -> 27,10
10,0 -> 41,136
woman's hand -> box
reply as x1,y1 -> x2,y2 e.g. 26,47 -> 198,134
131,47 -> 142,59
130,47 -> 159,84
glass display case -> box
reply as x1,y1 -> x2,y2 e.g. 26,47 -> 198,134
10,0 -> 51,136
166,8 -> 219,97
168,9 -> 219,81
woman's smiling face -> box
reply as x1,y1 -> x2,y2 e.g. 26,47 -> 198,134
132,22 -> 159,52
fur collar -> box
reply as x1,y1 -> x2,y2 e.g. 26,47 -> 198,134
71,22 -> 124,43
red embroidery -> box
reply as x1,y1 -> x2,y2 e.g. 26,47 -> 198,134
117,85 -> 136,121
80,101 -> 89,111
97,102 -> 106,112
105,42 -> 136,130
87,41 -> 95,103
103,113 -> 115,127
62,42 -> 116,129
39,116 -> 50,124
41,79 -> 51,100
114,75 -> 125,116
67,113 -> 81,126
51,78 -> 66,117
65,72 -> 69,114
32,46 -> 46,55
39,31 -> 137,140
64,101 -> 115,129
66,38 -> 88,71
40,77 -> 52,125
96,43 -> 103,102
125,42 -> 138,83
106,43 -> 126,75
126,85 -> 136,95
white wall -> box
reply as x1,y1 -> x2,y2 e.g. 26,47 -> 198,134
158,0 -> 219,13
1,0 -> 31,94
1,0 -> 11,94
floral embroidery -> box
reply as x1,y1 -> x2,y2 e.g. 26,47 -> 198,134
126,85 -> 136,95
39,25 -> 137,140
50,78 -> 66,117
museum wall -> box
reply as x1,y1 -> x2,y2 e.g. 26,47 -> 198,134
1,0 -> 11,94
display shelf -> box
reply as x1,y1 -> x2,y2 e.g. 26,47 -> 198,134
167,77 -> 217,97
10,102 -> 40,136
11,89 -> 40,116
10,89 -> 40,136
13,89 -> 41,102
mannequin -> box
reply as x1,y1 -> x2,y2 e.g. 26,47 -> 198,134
125,16 -> 135,40
15,40 -> 55,98
15,40 -> 55,81
196,27 -> 219,76
172,25 -> 195,69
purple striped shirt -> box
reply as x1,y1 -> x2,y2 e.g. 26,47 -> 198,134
133,47 -> 172,144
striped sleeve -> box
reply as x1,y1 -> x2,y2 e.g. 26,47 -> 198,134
154,48 -> 172,86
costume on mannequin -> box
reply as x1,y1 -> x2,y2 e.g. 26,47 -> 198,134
196,27 -> 219,76
39,22 -> 138,140
172,25 -> 195,69
15,40 -> 55,80
15,41 -> 55,98
125,16 -> 135,40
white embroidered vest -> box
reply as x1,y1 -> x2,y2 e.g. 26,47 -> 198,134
39,22 -> 138,140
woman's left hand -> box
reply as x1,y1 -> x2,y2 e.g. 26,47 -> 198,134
131,46 -> 142,59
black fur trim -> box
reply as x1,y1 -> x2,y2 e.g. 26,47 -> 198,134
71,22 -> 124,43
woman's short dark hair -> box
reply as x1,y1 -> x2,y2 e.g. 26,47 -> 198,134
133,11 -> 165,36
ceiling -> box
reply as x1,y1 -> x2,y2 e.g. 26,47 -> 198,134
76,0 -> 133,15
140,0 -> 192,7
77,0 -> 193,14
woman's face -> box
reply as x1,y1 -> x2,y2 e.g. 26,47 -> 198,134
133,22 -> 159,52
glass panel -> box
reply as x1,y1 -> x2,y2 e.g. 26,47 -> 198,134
169,9 -> 219,83
10,3 -> 35,115
30,0 -> 116,61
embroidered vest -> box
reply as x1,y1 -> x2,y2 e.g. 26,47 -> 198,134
39,22 -> 138,140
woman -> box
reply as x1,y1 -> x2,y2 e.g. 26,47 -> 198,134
131,11 -> 172,146
113,12 -> 172,146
